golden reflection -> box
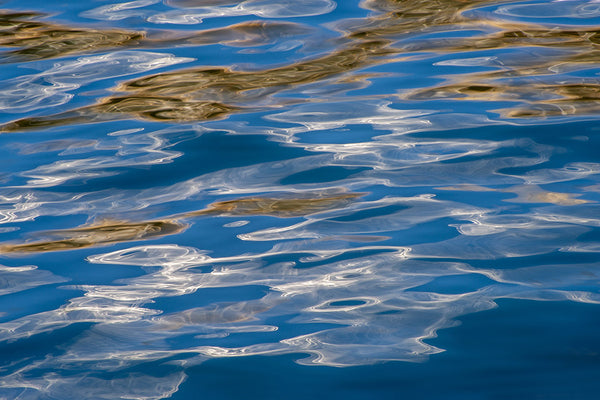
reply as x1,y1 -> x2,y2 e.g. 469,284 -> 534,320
0,219 -> 186,253
185,192 -> 363,218
0,40 -> 391,131
121,41 -> 390,96
352,1 -> 600,118
0,192 -> 362,253
182,21 -> 314,47
344,0 -> 500,39
3,0 -> 600,130
0,12 -> 144,61
405,80 -> 600,118
0,12 -> 311,62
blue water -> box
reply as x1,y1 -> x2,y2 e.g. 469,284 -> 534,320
1,0 -> 600,398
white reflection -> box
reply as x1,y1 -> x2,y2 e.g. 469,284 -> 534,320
417,213 -> 591,259
496,1 -> 600,19
0,51 -> 193,114
85,0 -> 335,23
265,101 -> 432,132
17,126 -> 187,188
434,56 -> 502,67
239,195 -> 487,241
0,223 -> 599,400
0,264 -> 66,296
505,162 -> 600,185
1,367 -> 186,400
81,0 -> 162,21
147,0 -> 336,24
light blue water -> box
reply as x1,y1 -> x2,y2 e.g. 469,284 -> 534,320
0,1 -> 600,399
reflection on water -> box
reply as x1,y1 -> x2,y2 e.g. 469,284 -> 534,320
0,219 -> 186,253
1,0 -> 600,399
3,0 -> 600,132
1,40 -> 391,130
0,192 -> 361,253
0,11 -> 144,61
0,11 -> 312,62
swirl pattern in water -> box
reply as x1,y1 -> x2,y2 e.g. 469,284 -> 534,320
0,0 -> 600,399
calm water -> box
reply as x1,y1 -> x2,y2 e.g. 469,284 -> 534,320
1,0 -> 600,398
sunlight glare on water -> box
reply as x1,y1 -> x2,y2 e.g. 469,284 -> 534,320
0,0 -> 599,399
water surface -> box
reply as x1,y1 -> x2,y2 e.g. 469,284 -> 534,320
0,1 -> 600,399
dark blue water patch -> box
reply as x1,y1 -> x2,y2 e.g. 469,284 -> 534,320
328,299 -> 367,307
426,249 -> 600,271
406,273 -> 497,294
65,130 -> 311,191
577,226 -> 600,243
177,216 -> 277,259
433,186 -> 514,208
1,0 -> 91,24
0,285 -> 79,323
376,309 -> 403,316
412,119 -> 600,144
329,203 -> 410,222
174,299 -> 600,400
2,214 -> 89,239
280,166 -> 369,184
0,322 -> 93,369
425,298 -> 600,399
5,247 -> 150,285
386,217 -> 461,246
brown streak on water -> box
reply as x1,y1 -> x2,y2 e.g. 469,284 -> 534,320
2,0 -> 600,131
0,192 -> 363,253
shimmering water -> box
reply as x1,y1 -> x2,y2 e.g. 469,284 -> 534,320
1,0 -> 600,398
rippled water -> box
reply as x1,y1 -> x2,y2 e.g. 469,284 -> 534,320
1,0 -> 600,398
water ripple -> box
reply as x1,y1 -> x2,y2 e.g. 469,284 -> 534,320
1,0 -> 600,398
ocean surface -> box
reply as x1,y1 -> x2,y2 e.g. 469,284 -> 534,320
0,0 -> 599,398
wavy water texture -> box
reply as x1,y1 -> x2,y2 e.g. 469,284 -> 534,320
82,0 -> 336,23
0,11 -> 314,62
3,0 -> 600,131
0,191 -> 362,253
1,1 -> 600,399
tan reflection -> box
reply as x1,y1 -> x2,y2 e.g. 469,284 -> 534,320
121,41 -> 389,96
185,192 -> 363,218
500,83 -> 600,118
0,39 -> 391,131
394,21 -> 600,117
437,184 -> 589,206
0,192 -> 362,253
3,0 -> 599,131
0,12 -> 144,61
182,21 -> 313,47
342,0 -> 501,40
0,220 -> 186,253
406,80 -> 600,118
0,11 -> 311,62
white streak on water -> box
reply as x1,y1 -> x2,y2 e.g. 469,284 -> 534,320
146,0 -> 336,24
80,0 -> 162,20
0,52 -> 193,114
0,264 -> 66,296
